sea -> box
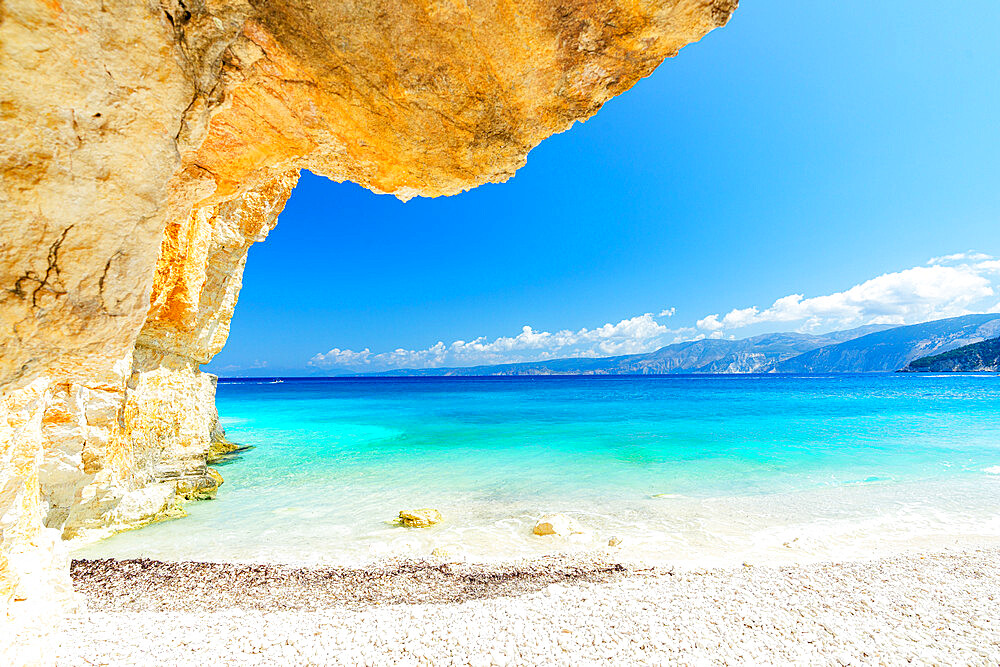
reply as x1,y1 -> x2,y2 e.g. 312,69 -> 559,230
74,374 -> 1000,566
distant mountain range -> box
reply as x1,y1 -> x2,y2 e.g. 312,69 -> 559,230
772,314 -> 1000,373
901,336 -> 1000,372
368,314 -> 1000,376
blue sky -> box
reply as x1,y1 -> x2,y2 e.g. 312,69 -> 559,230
206,0 -> 1000,376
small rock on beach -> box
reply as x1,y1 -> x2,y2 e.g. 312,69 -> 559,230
533,513 -> 584,537
398,508 -> 443,528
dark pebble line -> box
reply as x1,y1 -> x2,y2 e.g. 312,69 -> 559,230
70,556 -> 633,613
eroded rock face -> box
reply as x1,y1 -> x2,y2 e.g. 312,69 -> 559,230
0,0 -> 736,659
0,0 -> 197,392
198,0 -> 738,201
36,170 -> 299,544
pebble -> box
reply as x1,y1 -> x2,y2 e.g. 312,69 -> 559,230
55,549 -> 1000,665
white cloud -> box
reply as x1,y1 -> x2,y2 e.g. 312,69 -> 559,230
310,314 -> 676,372
696,260 -> 997,334
309,252 -> 1000,372
927,251 -> 993,265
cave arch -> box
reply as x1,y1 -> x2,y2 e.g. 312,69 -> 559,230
0,0 -> 736,658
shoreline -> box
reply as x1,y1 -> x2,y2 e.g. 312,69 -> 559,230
58,548 -> 1000,664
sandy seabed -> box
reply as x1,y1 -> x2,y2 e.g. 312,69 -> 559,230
56,549 -> 1000,666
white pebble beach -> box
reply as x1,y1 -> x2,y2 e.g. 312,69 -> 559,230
56,548 -> 1000,665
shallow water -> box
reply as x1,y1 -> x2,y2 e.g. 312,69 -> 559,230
75,374 -> 1000,566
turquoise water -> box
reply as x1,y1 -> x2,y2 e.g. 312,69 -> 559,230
76,374 -> 1000,565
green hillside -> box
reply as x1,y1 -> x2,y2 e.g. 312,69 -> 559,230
902,337 -> 1000,372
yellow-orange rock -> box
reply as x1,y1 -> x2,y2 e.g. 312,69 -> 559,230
533,513 -> 585,537
0,0 -> 737,659
399,508 -> 444,528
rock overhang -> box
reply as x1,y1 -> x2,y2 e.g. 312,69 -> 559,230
0,0 -> 737,659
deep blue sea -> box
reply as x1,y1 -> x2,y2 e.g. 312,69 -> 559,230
76,374 -> 1000,565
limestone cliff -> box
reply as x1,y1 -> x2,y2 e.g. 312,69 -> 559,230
0,0 -> 736,661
